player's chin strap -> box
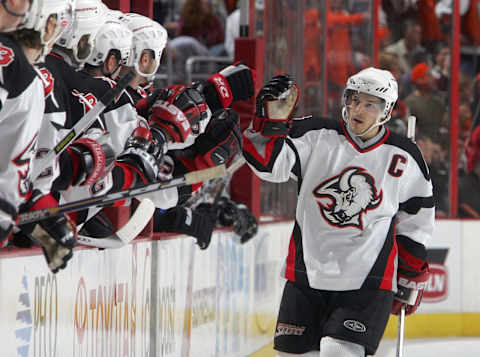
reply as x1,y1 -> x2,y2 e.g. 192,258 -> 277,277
342,107 -> 391,139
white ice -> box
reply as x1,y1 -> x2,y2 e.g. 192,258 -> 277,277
375,337 -> 480,357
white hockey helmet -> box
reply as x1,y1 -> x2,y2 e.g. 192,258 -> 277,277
85,13 -> 133,67
118,13 -> 168,79
343,67 -> 398,120
19,0 -> 74,60
56,0 -> 107,64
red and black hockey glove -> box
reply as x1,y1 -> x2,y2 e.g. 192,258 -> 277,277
150,84 -> 210,135
116,126 -> 166,184
251,74 -> 299,137
189,109 -> 242,169
392,263 -> 429,315
201,63 -> 255,112
55,132 -> 115,190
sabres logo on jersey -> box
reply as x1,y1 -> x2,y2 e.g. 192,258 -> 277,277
72,90 -> 97,114
0,45 -> 14,66
12,134 -> 37,198
313,167 -> 382,230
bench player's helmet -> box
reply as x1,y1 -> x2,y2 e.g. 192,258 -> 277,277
19,0 -> 74,62
342,67 -> 398,136
118,13 -> 168,80
56,0 -> 107,65
85,11 -> 133,68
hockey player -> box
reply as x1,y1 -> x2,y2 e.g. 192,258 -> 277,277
116,12 -> 168,103
243,68 -> 435,357
0,0 -> 76,274
0,0 -> 30,32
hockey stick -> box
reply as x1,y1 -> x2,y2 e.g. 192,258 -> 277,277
396,305 -> 406,357
69,89 -> 154,248
77,197 -> 155,248
18,164 -> 227,225
396,115 -> 416,357
31,70 -> 136,180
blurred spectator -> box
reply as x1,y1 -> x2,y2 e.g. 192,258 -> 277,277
417,134 -> 449,217
326,0 -> 369,112
167,36 -> 209,83
417,0 -> 445,52
178,0 -> 225,49
405,62 -> 447,141
435,0 -> 470,40
459,125 -> 480,217
381,0 -> 419,41
431,42 -> 450,91
304,7 -> 322,79
459,102 -> 473,143
378,27 -> 393,50
225,7 -> 240,58
385,19 -> 425,73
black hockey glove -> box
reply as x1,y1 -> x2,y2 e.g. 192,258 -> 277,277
19,191 -> 77,274
200,63 -> 255,112
251,74 -> 299,137
217,197 -> 258,244
153,204 -> 218,249
190,109 -> 243,169
233,203 -> 258,244
116,126 -> 166,184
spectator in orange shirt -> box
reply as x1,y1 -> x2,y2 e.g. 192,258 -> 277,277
304,7 -> 322,79
326,0 -> 368,89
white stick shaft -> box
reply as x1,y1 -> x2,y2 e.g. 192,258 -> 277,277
407,115 -> 416,141
396,305 -> 406,357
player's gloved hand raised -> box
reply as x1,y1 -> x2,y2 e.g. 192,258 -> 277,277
149,84 -> 211,150
190,109 -> 243,169
200,63 -> 255,112
19,192 -> 77,274
251,74 -> 299,137
116,126 -> 166,184
391,263 -> 429,315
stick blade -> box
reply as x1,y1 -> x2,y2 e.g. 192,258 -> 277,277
115,198 -> 155,244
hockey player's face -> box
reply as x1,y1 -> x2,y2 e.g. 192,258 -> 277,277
0,0 -> 30,32
345,92 -> 383,138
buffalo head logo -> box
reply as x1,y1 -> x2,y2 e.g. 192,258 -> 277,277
313,167 -> 382,229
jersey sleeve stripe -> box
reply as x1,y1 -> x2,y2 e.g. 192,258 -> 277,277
242,135 -> 286,172
396,234 -> 428,271
399,196 -> 435,214
285,138 -> 302,187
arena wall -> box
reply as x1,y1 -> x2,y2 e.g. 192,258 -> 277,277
0,219 -> 477,356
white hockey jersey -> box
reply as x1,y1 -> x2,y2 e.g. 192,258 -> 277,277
243,118 -> 435,292
0,35 -> 45,210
